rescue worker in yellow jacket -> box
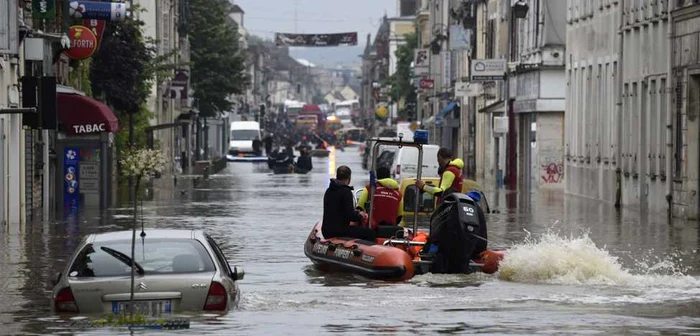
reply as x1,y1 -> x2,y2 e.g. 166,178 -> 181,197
356,167 -> 403,228
416,148 -> 464,204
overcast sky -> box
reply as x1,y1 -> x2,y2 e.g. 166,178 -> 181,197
232,0 -> 396,66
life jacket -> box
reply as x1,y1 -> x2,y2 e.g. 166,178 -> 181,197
364,178 -> 401,228
437,159 -> 464,203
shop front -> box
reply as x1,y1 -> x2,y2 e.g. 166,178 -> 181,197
53,86 -> 119,218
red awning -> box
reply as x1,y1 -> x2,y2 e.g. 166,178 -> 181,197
57,93 -> 120,136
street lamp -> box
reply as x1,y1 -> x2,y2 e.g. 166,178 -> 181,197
512,0 -> 529,19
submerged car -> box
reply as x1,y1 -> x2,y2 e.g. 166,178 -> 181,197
51,229 -> 244,315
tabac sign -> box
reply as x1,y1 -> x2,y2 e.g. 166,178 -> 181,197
65,25 -> 98,60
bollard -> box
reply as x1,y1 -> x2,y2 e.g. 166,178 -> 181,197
173,174 -> 178,187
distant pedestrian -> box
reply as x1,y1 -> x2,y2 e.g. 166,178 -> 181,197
263,133 -> 274,155
252,137 -> 263,156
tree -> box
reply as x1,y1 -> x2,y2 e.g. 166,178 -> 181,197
90,14 -> 156,117
189,0 -> 248,117
386,32 -> 418,118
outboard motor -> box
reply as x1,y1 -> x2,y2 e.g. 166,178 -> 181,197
424,193 -> 488,274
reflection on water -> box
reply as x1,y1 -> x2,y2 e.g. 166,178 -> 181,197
0,148 -> 699,335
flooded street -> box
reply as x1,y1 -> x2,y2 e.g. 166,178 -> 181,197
2,148 -> 700,335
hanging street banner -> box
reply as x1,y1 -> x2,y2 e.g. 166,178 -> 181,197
65,25 -> 98,60
275,32 -> 358,47
170,70 -> 190,107
471,59 -> 506,81
32,0 -> 56,20
449,25 -> 472,52
413,49 -> 429,76
69,1 -> 130,21
455,81 -> 480,97
83,19 -> 106,49
418,79 -> 435,90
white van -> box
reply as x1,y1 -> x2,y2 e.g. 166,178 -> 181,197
390,144 -> 440,179
229,121 -> 261,155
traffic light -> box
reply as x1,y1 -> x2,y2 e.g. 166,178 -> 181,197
259,104 -> 266,121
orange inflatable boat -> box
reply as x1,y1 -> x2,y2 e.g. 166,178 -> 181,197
307,135 -> 506,280
304,222 -> 415,281
304,219 -> 505,281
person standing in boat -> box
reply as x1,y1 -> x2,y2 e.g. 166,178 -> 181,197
322,166 -> 376,241
415,148 -> 464,204
356,167 -> 403,228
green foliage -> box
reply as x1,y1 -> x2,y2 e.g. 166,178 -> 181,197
114,105 -> 154,157
67,58 -> 93,97
90,8 -> 157,115
312,92 -> 327,105
189,0 -> 248,117
387,32 -> 418,118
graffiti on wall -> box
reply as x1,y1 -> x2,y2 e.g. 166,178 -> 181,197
541,162 -> 564,184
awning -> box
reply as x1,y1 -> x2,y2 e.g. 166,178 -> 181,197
438,101 -> 459,119
57,92 -> 120,136
479,100 -> 505,113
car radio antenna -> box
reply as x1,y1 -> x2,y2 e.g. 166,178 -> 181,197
140,198 -> 146,261
140,198 -> 146,238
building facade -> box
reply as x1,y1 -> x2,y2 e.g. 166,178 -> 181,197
566,0 -> 674,213
388,16 -> 415,121
0,0 -> 21,227
671,1 -> 700,220
513,0 -> 566,190
474,0 -> 509,189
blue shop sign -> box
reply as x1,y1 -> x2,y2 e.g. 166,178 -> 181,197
64,148 -> 80,216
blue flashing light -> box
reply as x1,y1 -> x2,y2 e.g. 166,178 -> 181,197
414,129 -> 429,144
466,191 -> 482,202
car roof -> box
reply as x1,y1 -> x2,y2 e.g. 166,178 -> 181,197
89,229 -> 203,243
399,178 -> 484,192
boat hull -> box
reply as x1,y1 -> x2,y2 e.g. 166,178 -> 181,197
304,222 -> 414,281
226,155 -> 268,162
310,149 -> 330,157
304,222 -> 505,280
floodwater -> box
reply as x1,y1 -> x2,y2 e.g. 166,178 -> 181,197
1,148 -> 700,335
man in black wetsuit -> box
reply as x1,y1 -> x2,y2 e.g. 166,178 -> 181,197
322,166 -> 376,241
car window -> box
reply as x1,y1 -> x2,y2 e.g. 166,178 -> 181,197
206,236 -> 232,275
403,185 -> 436,212
68,239 -> 216,277
231,130 -> 259,140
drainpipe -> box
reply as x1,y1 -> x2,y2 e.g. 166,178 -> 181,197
615,0 -> 625,208
665,0 -> 676,214
506,3 -> 516,191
